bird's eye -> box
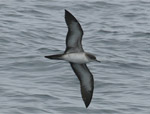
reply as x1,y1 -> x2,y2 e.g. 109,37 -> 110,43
86,53 -> 96,60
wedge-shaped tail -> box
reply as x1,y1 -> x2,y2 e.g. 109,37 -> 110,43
45,54 -> 63,60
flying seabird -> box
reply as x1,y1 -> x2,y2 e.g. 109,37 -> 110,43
45,10 -> 100,108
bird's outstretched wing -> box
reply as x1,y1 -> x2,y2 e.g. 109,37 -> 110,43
64,10 -> 84,53
70,63 -> 94,108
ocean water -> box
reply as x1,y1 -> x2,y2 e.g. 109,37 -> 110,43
0,0 -> 150,114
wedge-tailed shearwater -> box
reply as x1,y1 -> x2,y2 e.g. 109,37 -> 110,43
45,10 -> 100,108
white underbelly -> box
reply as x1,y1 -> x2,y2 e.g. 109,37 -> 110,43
62,53 -> 89,64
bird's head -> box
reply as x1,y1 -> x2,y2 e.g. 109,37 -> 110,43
86,53 -> 101,63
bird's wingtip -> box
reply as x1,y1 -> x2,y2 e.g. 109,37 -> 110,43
85,103 -> 90,108
84,99 -> 91,108
65,9 -> 72,16
65,9 -> 69,13
82,89 -> 93,108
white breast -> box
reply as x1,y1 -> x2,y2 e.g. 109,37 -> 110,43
62,53 -> 90,63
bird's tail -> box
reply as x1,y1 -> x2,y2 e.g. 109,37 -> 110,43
45,54 -> 64,60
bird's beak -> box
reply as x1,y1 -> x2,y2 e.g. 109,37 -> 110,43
96,59 -> 101,63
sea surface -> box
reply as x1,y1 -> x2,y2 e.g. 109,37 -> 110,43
0,0 -> 150,114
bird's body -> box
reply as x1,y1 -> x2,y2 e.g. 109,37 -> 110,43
63,52 -> 89,63
47,52 -> 94,64
45,10 -> 100,108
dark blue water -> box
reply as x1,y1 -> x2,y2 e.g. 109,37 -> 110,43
0,0 -> 150,114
